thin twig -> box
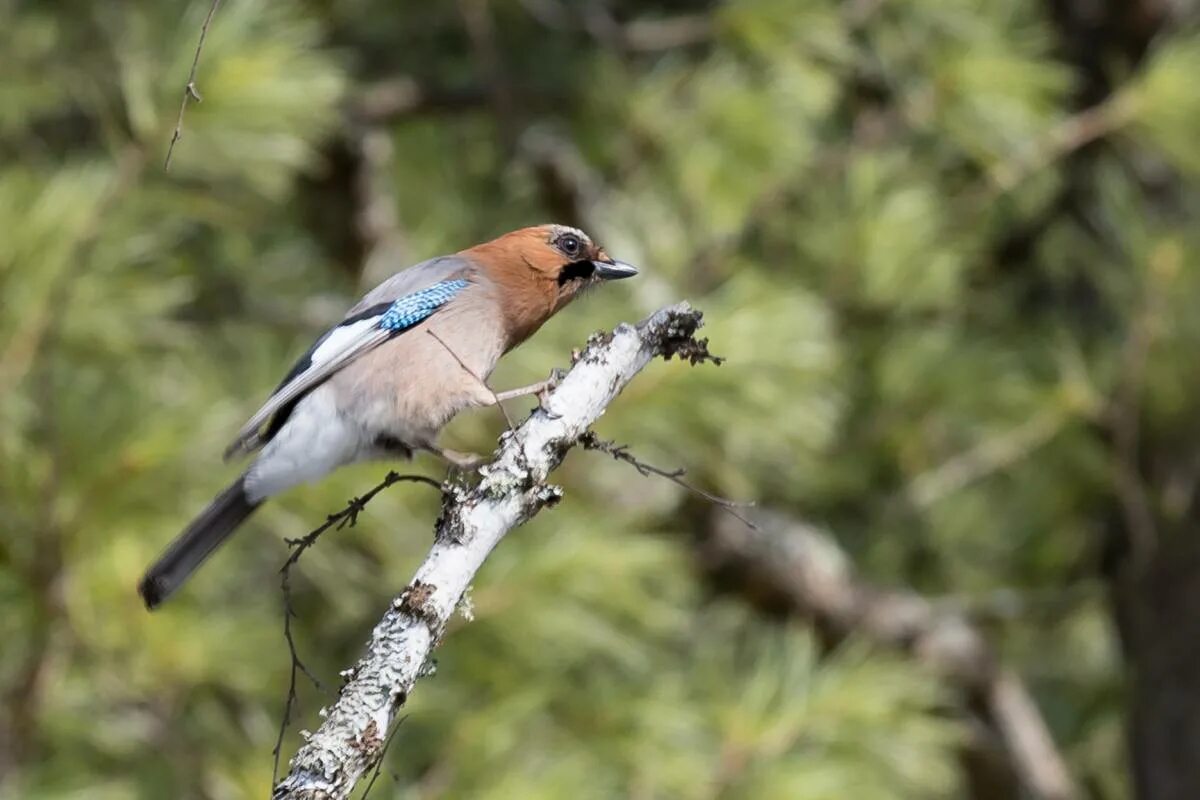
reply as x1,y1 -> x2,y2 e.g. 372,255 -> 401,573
281,472 -> 442,568
361,715 -> 408,799
271,471 -> 441,786
164,0 -> 222,171
427,329 -> 515,430
579,432 -> 757,529
271,568 -> 323,789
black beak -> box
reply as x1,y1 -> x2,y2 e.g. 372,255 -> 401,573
592,259 -> 639,280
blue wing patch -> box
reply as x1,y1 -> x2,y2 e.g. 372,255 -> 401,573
378,279 -> 469,331
253,278 -> 469,448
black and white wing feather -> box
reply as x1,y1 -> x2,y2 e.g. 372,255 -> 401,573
224,258 -> 472,460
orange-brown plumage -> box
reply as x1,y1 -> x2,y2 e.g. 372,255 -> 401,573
460,224 -> 620,347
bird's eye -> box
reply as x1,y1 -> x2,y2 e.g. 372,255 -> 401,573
558,235 -> 582,257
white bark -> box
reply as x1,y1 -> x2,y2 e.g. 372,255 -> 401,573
273,302 -> 705,799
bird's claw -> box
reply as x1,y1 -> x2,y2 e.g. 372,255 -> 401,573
537,369 -> 566,417
439,448 -> 489,473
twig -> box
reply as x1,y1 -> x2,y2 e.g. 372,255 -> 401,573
271,567 -> 323,790
164,0 -> 222,171
579,432 -> 757,529
271,471 -> 441,786
427,329 -> 515,431
360,715 -> 408,798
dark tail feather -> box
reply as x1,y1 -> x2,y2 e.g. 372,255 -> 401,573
139,476 -> 262,610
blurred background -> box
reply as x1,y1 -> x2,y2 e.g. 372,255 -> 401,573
2,0 -> 1199,797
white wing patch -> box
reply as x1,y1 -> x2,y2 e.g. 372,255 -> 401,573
310,317 -> 378,365
224,324 -> 393,460
223,278 -> 470,461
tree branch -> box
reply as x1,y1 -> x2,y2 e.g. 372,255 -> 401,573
272,302 -> 709,799
699,509 -> 1082,800
164,0 -> 222,170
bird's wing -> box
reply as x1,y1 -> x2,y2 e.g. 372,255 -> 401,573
224,257 -> 474,460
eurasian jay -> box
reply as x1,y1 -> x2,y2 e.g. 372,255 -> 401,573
139,224 -> 637,609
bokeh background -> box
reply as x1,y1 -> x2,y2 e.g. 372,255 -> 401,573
3,0 -> 1199,797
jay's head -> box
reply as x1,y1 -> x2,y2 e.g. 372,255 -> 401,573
464,224 -> 638,342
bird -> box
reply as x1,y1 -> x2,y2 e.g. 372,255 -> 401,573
138,224 -> 637,609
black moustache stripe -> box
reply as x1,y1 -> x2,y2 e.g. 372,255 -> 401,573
557,259 -> 595,285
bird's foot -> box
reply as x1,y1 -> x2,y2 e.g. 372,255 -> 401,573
435,447 -> 489,473
536,368 -> 566,418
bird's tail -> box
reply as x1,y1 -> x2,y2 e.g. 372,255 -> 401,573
138,475 -> 262,610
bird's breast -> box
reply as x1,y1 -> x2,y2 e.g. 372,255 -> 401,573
328,289 -> 507,446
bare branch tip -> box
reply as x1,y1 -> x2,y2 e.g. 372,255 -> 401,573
579,432 -> 752,527
163,0 -> 222,172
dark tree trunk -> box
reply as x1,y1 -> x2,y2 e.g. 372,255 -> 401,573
1040,3 -> 1196,798
1110,528 -> 1200,800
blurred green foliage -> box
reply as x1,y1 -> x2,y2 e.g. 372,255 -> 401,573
1,0 -> 1198,798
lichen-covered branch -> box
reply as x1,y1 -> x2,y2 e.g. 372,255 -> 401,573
272,302 -> 712,799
